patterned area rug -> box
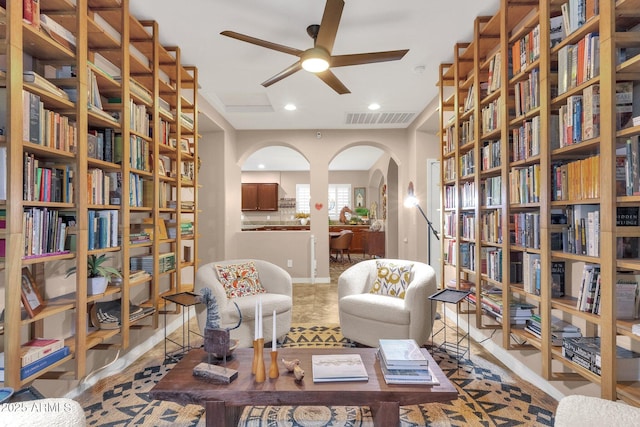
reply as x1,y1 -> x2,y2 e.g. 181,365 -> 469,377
76,323 -> 558,426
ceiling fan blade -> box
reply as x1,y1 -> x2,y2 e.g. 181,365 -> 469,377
315,0 -> 344,54
262,61 -> 303,87
331,50 -> 409,67
316,69 -> 350,94
221,30 -> 303,57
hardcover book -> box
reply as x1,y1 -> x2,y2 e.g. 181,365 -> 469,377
20,337 -> 64,367
378,339 -> 428,368
311,354 -> 368,383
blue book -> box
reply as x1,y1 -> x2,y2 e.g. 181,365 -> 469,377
0,346 -> 70,381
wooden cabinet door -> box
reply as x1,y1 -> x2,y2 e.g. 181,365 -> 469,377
242,183 -> 278,211
257,183 -> 278,211
242,183 -> 259,211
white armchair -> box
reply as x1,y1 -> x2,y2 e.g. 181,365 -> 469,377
194,259 -> 292,348
338,259 -> 437,347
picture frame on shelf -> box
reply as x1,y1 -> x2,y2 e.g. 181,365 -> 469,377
21,267 -> 45,318
354,187 -> 366,209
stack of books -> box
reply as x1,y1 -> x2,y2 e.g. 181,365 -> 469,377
524,314 -> 581,346
377,339 -> 438,385
562,336 -> 640,381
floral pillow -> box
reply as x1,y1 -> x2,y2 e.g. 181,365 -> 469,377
215,261 -> 266,299
369,261 -> 413,299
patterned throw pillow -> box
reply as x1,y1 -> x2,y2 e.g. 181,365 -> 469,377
369,261 -> 413,299
215,261 -> 266,299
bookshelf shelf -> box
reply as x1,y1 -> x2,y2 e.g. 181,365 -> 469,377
440,0 -> 640,403
2,1 -> 198,389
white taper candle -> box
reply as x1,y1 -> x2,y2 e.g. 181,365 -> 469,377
254,299 -> 258,339
258,296 -> 263,339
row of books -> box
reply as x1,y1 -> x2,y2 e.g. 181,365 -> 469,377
513,67 -> 540,119
486,52 -> 502,94
509,163 -> 541,204
129,135 -> 152,172
560,0 -> 599,38
480,210 -> 500,244
562,336 -> 640,381
459,149 -> 474,178
23,154 -> 74,203
467,291 -> 535,327
555,84 -> 600,149
480,139 -> 501,171
461,212 -> 476,241
130,252 -> 176,275
460,116 -> 474,146
88,210 -> 119,250
480,246 -> 502,282
20,89 -> 78,152
481,98 -> 500,134
481,175 -> 501,206
557,32 -> 600,96
511,116 -> 540,163
551,154 -> 600,201
621,136 -> 640,197
511,24 -> 540,76
511,211 -> 540,249
88,128 -> 121,164
22,207 -> 71,258
443,157 -> 455,182
552,204 -> 600,256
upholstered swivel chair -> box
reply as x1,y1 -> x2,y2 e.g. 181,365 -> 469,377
194,259 -> 293,348
338,259 -> 437,347
330,230 -> 354,263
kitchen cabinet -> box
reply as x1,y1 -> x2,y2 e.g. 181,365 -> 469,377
242,183 -> 279,211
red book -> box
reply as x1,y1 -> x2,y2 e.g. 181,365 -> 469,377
23,0 -> 33,24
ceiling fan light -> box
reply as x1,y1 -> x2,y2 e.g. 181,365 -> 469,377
301,48 -> 330,73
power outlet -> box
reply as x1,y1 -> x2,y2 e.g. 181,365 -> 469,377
287,259 -> 293,268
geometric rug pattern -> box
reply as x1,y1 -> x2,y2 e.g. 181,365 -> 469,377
77,323 -> 558,426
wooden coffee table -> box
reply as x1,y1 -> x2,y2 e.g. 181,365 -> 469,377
149,347 -> 457,427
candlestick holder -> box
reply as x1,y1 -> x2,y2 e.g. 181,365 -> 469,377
269,350 -> 279,379
252,339 -> 259,375
254,338 -> 266,383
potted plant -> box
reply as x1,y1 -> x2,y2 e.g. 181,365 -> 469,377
66,254 -> 123,295
295,212 -> 310,225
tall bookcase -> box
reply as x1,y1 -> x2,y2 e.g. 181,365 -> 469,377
1,0 -> 199,388
440,0 -> 640,404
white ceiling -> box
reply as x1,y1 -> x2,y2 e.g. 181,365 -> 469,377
128,0 -> 501,132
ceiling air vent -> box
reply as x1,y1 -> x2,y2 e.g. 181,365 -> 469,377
345,112 -> 416,125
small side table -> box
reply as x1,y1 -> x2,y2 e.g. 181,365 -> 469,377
162,291 -> 202,362
428,288 -> 471,366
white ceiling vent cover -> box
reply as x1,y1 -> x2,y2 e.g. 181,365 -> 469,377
345,112 -> 416,125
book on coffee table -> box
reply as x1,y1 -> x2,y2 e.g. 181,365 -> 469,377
312,354 -> 369,383
378,339 -> 429,368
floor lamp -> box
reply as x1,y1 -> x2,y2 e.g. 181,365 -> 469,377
404,182 -> 440,265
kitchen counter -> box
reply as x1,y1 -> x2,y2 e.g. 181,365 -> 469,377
241,225 -> 310,231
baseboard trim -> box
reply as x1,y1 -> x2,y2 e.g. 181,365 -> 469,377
443,306 -> 565,402
65,313 -> 189,399
291,276 -> 331,284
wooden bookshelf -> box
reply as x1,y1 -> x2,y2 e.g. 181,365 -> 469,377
439,0 -> 640,404
1,0 -> 198,388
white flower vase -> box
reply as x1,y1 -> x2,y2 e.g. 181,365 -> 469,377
299,218 -> 308,225
88,276 -> 109,295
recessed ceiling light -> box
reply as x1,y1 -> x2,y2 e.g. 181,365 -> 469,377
258,164 -> 265,169
368,103 -> 381,111
284,103 -> 297,111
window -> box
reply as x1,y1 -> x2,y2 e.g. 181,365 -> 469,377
329,184 -> 351,220
296,184 -> 311,214
296,184 -> 352,220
